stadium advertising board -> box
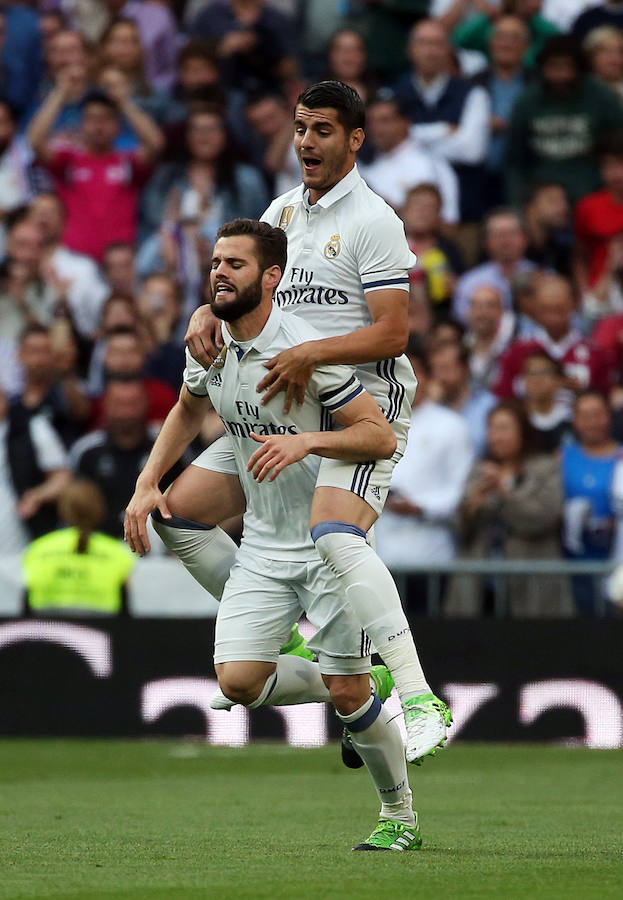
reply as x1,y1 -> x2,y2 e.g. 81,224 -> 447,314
1,618 -> 621,749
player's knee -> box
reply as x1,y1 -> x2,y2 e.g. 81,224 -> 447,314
311,523 -> 367,576
327,674 -> 370,716
217,666 -> 267,707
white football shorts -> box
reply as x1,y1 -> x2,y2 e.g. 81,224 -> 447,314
192,403 -> 410,518
214,550 -> 372,675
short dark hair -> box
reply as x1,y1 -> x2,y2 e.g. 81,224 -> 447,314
246,89 -> 287,110
296,80 -> 365,131
106,326 -> 140,342
0,98 -> 17,123
81,90 -> 119,115
366,91 -> 401,117
573,389 -> 611,415
216,218 -> 287,275
405,182 -> 443,207
523,348 -> 563,376
484,206 -> 524,233
103,241 -> 134,259
178,38 -> 219,68
596,129 -> 623,162
487,399 -> 536,459
431,339 -> 470,369
526,182 -> 567,205
20,323 -> 50,344
537,35 -> 587,74
405,335 -> 430,374
33,190 -> 66,217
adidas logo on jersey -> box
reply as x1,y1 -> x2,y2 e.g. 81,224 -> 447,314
370,485 -> 381,500
210,373 -> 223,387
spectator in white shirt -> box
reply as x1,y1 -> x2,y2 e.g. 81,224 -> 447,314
465,284 -> 517,391
452,208 -> 536,322
392,18 -> 490,224
376,338 -> 474,595
27,193 -> 109,338
359,93 -> 459,225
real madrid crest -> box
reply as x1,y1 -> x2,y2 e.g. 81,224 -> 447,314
278,206 -> 294,229
212,345 -> 227,369
324,234 -> 341,259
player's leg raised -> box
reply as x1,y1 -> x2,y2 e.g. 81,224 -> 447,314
310,479 -> 452,764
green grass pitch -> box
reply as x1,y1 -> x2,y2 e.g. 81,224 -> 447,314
1,740 -> 621,900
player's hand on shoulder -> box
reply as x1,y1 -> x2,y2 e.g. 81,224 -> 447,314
124,481 -> 171,556
185,305 -> 223,371
257,343 -> 316,413
247,432 -> 311,483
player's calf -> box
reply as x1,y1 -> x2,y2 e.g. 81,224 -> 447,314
325,673 -> 371,716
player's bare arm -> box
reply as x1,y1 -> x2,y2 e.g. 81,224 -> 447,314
184,304 -> 224,370
257,288 -> 408,412
124,386 -> 211,556
247,392 -> 396,482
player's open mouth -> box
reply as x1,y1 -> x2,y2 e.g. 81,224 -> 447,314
215,283 -> 235,296
302,156 -> 322,172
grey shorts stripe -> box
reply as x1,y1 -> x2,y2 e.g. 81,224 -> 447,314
350,461 -> 375,498
360,629 -> 371,659
377,359 -> 405,423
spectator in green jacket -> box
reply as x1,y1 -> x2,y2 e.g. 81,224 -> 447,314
351,0 -> 430,83
453,0 -> 558,70
505,35 -> 623,207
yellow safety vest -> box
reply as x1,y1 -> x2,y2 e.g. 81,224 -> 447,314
23,528 -> 135,614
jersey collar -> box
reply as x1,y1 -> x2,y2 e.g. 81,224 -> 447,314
300,164 -> 361,210
221,303 -> 283,356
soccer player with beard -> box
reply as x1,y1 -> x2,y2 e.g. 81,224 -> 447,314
126,219 -> 422,851
129,81 -> 452,765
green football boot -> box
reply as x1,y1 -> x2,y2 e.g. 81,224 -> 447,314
403,693 -> 452,765
353,815 -> 422,852
279,623 -> 315,661
341,665 -> 394,769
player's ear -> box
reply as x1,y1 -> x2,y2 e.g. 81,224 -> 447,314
263,265 -> 282,292
350,127 -> 364,153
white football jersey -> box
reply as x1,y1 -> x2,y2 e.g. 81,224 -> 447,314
261,164 -> 417,418
183,305 -> 364,560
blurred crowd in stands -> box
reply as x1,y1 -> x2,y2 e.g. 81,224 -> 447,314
3,0 -> 623,617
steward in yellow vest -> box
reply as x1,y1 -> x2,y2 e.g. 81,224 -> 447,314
23,479 -> 135,615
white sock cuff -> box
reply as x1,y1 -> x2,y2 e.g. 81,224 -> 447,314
247,672 -> 278,709
150,513 -> 236,601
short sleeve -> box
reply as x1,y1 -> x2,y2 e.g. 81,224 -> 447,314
29,415 -> 68,471
260,197 -> 285,227
353,210 -> 415,294
183,347 -> 210,397
310,364 -> 364,414
128,151 -> 154,187
45,147 -> 75,180
574,197 -> 591,244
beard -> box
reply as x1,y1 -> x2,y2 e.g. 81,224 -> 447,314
210,274 -> 263,322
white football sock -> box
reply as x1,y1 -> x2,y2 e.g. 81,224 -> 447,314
338,695 -> 414,825
313,523 -> 430,701
151,510 -> 236,600
247,655 -> 330,708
